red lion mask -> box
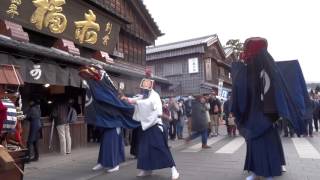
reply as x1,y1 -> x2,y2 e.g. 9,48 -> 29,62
240,37 -> 268,62
79,64 -> 103,81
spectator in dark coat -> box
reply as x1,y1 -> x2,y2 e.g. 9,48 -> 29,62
26,99 -> 41,162
223,94 -> 232,136
184,96 -> 193,136
312,95 -> 319,132
186,95 -> 210,149
169,97 -> 179,140
304,96 -> 317,137
51,99 -> 73,155
162,101 -> 172,140
176,99 -> 185,139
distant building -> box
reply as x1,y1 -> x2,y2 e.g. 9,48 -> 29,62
147,35 -> 235,97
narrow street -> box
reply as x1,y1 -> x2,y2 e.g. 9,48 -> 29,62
25,128 -> 320,180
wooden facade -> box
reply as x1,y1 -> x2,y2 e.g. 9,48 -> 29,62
147,35 -> 234,98
0,0 -> 167,153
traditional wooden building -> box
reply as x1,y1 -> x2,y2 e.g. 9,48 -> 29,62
0,0 -> 167,153
224,47 -> 237,64
146,34 -> 233,98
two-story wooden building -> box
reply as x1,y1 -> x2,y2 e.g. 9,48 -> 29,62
0,0 -> 167,153
146,34 -> 234,98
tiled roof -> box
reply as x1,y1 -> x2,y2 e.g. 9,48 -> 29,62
138,0 -> 162,36
87,0 -> 162,36
224,47 -> 234,57
147,46 -> 205,61
147,34 -> 218,54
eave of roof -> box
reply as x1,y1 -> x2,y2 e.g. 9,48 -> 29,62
147,34 -> 218,54
224,47 -> 234,58
217,60 -> 231,68
0,35 -> 170,85
87,0 -> 130,24
146,46 -> 205,61
135,0 -> 163,37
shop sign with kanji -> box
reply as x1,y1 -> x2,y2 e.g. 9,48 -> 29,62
0,0 -> 121,54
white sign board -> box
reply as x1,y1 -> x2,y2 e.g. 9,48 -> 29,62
188,58 -> 199,73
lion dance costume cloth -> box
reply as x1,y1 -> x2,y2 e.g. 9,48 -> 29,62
79,65 -> 140,171
231,37 -> 309,179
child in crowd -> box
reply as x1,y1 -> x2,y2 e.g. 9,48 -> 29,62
228,113 -> 236,137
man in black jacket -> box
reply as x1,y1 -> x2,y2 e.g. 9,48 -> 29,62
223,94 -> 232,136
184,96 -> 193,136
313,95 -> 320,132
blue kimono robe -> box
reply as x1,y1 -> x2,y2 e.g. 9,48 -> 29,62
232,51 -> 308,177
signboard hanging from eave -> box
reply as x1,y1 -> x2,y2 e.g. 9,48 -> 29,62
0,0 -> 121,54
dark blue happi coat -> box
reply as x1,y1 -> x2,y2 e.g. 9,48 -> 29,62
84,74 -> 140,129
231,50 -> 308,177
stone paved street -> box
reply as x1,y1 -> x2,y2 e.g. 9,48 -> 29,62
24,127 -> 320,180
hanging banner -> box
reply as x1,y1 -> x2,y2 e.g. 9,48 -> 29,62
0,0 -> 121,54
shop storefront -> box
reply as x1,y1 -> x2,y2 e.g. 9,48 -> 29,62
0,0 -> 168,154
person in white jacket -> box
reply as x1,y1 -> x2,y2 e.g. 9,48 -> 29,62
122,78 -> 179,180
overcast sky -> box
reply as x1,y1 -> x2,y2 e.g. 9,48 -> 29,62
143,0 -> 319,82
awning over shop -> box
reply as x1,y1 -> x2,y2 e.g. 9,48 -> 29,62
0,64 -> 24,85
0,36 -> 171,86
0,53 -> 81,87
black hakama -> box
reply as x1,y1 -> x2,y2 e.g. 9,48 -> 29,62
130,126 -> 143,157
244,126 -> 285,177
98,128 -> 125,168
137,125 -> 175,170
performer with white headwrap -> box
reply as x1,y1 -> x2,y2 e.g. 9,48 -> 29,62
122,70 -> 180,180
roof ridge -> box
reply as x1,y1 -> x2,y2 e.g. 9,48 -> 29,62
147,34 -> 217,49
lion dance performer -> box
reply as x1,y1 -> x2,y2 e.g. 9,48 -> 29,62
231,37 -> 309,180
122,70 -> 180,180
79,64 -> 140,173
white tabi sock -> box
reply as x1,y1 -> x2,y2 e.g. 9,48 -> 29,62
137,170 -> 152,177
171,166 -> 179,179
281,165 -> 287,172
107,165 -> 119,173
92,164 -> 103,171
246,173 -> 256,180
